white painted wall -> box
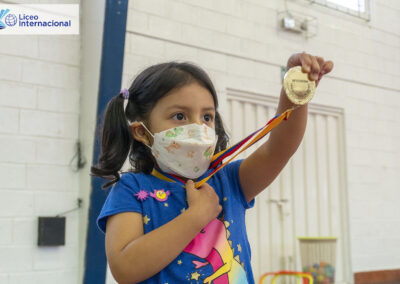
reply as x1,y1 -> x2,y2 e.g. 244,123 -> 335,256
0,0 -> 85,283
1,0 -> 399,283
121,0 -> 400,277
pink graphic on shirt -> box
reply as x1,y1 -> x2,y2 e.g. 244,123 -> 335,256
183,218 -> 248,283
134,190 -> 149,201
149,189 -> 170,201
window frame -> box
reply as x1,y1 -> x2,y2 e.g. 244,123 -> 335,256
309,0 -> 371,21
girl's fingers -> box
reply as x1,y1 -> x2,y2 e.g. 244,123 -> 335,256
321,60 -> 334,75
299,52 -> 312,73
314,57 -> 325,86
316,61 -> 334,87
309,56 -> 320,81
185,179 -> 195,191
316,56 -> 325,75
289,53 -> 334,83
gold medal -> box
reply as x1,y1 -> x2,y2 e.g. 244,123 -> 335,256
283,66 -> 316,105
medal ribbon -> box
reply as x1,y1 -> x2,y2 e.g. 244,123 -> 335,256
151,106 -> 298,188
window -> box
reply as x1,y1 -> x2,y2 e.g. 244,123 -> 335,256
310,0 -> 370,21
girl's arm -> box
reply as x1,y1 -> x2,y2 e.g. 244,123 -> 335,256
238,53 -> 334,203
105,180 -> 221,284
106,210 -> 201,283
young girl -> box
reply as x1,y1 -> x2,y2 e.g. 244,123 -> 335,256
93,53 -> 333,284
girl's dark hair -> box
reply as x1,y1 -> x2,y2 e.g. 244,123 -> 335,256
91,61 -> 230,188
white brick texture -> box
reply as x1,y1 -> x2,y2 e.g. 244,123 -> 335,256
1,0 -> 399,282
0,1 -> 81,282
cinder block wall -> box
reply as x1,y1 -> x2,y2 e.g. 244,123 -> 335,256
1,0 -> 399,283
121,0 -> 400,274
0,0 -> 81,283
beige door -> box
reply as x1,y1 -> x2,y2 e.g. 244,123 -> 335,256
225,89 -> 352,284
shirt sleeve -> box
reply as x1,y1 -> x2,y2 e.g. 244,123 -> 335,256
223,158 -> 255,209
96,173 -> 143,234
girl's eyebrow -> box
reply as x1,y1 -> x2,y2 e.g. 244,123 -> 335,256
165,105 -> 215,112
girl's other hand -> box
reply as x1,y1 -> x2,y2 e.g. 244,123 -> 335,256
185,180 -> 222,228
286,52 -> 334,87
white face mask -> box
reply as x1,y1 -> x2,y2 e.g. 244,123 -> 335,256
140,122 -> 218,179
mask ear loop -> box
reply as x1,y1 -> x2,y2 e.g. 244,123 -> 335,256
139,121 -> 154,149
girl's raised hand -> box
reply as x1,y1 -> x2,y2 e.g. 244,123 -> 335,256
286,52 -> 334,87
185,180 -> 222,228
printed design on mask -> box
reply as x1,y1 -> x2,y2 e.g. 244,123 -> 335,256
151,123 -> 217,179
203,125 -> 211,140
165,127 -> 184,138
149,189 -> 171,202
164,141 -> 181,153
203,146 -> 214,159
134,190 -> 149,201
188,129 -> 196,138
187,150 -> 195,158
183,218 -> 248,284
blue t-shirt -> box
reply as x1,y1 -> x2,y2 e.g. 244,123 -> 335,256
97,158 -> 255,284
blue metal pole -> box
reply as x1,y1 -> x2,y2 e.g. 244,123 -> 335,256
84,0 -> 128,283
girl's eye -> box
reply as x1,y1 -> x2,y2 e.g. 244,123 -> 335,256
172,113 -> 186,121
203,114 -> 214,122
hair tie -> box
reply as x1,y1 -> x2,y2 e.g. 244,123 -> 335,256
121,88 -> 130,100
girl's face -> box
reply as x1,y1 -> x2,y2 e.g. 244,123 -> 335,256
131,82 -> 216,146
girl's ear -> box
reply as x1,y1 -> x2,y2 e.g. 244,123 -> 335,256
130,122 -> 152,147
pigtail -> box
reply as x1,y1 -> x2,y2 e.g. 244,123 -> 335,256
91,93 -> 132,188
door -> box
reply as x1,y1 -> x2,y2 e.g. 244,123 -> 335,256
226,88 -> 352,283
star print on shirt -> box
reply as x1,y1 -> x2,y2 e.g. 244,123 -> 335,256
177,260 -> 182,265
143,215 -> 150,225
237,244 -> 242,252
191,271 -> 201,280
